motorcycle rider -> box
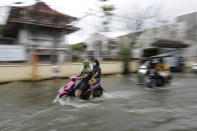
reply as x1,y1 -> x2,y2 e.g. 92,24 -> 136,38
89,59 -> 101,100
147,60 -> 157,77
155,58 -> 171,84
75,60 -> 92,99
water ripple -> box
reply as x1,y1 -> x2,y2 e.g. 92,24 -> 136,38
103,90 -> 140,99
122,107 -> 187,114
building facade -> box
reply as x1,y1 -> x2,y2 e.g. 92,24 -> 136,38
86,33 -> 108,60
0,2 -> 78,62
86,33 -> 121,60
177,12 -> 197,60
116,15 -> 189,59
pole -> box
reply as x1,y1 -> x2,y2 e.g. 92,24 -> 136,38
32,51 -> 38,80
32,0 -> 39,81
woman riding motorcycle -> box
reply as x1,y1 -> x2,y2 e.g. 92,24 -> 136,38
89,59 -> 101,99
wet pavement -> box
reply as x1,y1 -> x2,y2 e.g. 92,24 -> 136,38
0,73 -> 197,131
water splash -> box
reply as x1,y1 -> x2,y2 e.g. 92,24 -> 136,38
52,85 -> 67,103
53,84 -> 105,108
53,93 -> 100,109
58,98 -> 99,108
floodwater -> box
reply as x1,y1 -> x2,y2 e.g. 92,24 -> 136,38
1,73 -> 197,131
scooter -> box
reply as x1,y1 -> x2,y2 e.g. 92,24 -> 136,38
146,70 -> 171,88
59,75 -> 104,100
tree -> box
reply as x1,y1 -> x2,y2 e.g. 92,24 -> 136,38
125,6 -> 158,48
72,44 -> 84,52
118,6 -> 160,74
98,0 -> 115,32
119,44 -> 131,74
0,25 -> 4,36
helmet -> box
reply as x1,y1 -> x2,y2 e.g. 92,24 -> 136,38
70,75 -> 78,81
83,60 -> 90,67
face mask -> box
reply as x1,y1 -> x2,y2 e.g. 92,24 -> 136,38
93,63 -> 96,66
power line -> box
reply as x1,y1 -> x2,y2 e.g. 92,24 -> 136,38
0,1 -> 158,33
1,0 -> 158,23
41,2 -> 153,22
0,1 -> 156,24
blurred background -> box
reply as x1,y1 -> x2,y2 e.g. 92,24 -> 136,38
2,1 -> 197,131
0,0 -> 197,81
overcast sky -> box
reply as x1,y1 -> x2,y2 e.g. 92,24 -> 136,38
1,0 -> 197,44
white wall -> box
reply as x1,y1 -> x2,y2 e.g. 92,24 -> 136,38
18,27 -> 29,44
0,61 -> 139,83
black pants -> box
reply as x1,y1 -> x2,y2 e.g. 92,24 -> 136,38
75,80 -> 88,91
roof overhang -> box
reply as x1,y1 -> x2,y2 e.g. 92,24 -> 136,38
152,39 -> 190,48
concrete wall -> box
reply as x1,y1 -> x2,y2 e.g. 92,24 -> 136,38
0,61 -> 139,83
0,64 -> 32,82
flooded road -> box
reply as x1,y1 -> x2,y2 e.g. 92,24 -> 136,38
1,73 -> 197,131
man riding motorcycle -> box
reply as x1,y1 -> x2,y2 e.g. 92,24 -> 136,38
155,58 -> 171,84
75,60 -> 92,99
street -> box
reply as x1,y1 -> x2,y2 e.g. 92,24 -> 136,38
0,73 -> 197,131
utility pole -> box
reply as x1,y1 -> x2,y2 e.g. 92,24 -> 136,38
32,0 -> 40,81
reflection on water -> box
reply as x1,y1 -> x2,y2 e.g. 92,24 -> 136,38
1,73 -> 197,130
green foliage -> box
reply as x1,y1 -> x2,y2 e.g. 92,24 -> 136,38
98,0 -> 115,32
101,5 -> 115,12
102,21 -> 109,25
72,44 -> 84,52
72,55 -> 79,61
104,11 -> 113,16
103,26 -> 109,32
0,25 -> 4,35
119,44 -> 132,74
